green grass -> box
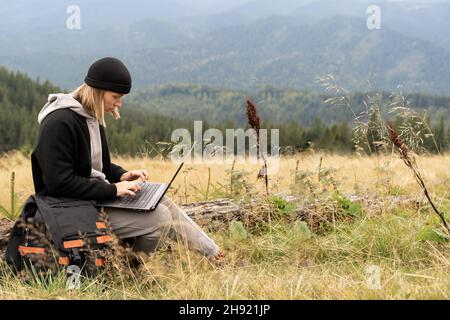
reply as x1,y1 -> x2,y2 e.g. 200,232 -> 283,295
1,204 -> 448,299
0,172 -> 23,221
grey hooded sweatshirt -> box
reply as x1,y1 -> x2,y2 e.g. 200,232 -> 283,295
38,93 -> 109,183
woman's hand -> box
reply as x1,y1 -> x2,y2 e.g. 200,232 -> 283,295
120,170 -> 149,182
114,181 -> 142,197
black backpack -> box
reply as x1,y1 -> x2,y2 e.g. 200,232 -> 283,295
4,195 -> 114,278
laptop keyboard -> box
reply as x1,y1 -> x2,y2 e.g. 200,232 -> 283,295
121,183 -> 161,208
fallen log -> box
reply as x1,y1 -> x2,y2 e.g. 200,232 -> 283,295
0,194 -> 425,258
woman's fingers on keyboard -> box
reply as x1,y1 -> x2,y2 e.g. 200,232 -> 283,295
126,190 -> 136,197
131,184 -> 142,193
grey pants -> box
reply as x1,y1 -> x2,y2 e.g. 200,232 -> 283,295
105,195 -> 220,258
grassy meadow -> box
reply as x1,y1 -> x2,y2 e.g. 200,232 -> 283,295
0,150 -> 449,299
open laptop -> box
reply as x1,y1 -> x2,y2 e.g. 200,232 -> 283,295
97,162 -> 184,212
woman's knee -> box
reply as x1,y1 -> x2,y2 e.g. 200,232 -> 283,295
151,204 -> 173,231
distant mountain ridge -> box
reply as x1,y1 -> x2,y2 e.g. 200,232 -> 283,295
2,0 -> 450,93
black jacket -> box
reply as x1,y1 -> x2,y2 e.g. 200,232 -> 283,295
31,108 -> 127,201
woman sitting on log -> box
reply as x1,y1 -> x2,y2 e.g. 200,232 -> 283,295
31,57 -> 224,264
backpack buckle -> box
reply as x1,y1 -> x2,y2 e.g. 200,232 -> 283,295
70,248 -> 82,264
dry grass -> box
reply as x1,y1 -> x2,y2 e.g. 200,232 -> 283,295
4,151 -> 450,206
0,151 -> 449,299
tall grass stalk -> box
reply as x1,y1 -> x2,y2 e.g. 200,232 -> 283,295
387,121 -> 450,235
246,98 -> 269,195
0,171 -> 22,220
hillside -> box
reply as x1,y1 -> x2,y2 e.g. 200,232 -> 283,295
3,64 -> 450,155
0,65 -> 192,154
129,83 -> 450,126
2,1 -> 450,93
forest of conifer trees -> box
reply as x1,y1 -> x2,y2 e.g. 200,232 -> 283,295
1,65 -> 450,156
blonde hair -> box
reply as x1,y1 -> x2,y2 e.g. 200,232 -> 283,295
72,83 -> 106,126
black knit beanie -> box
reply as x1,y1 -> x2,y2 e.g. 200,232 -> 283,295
84,57 -> 132,94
